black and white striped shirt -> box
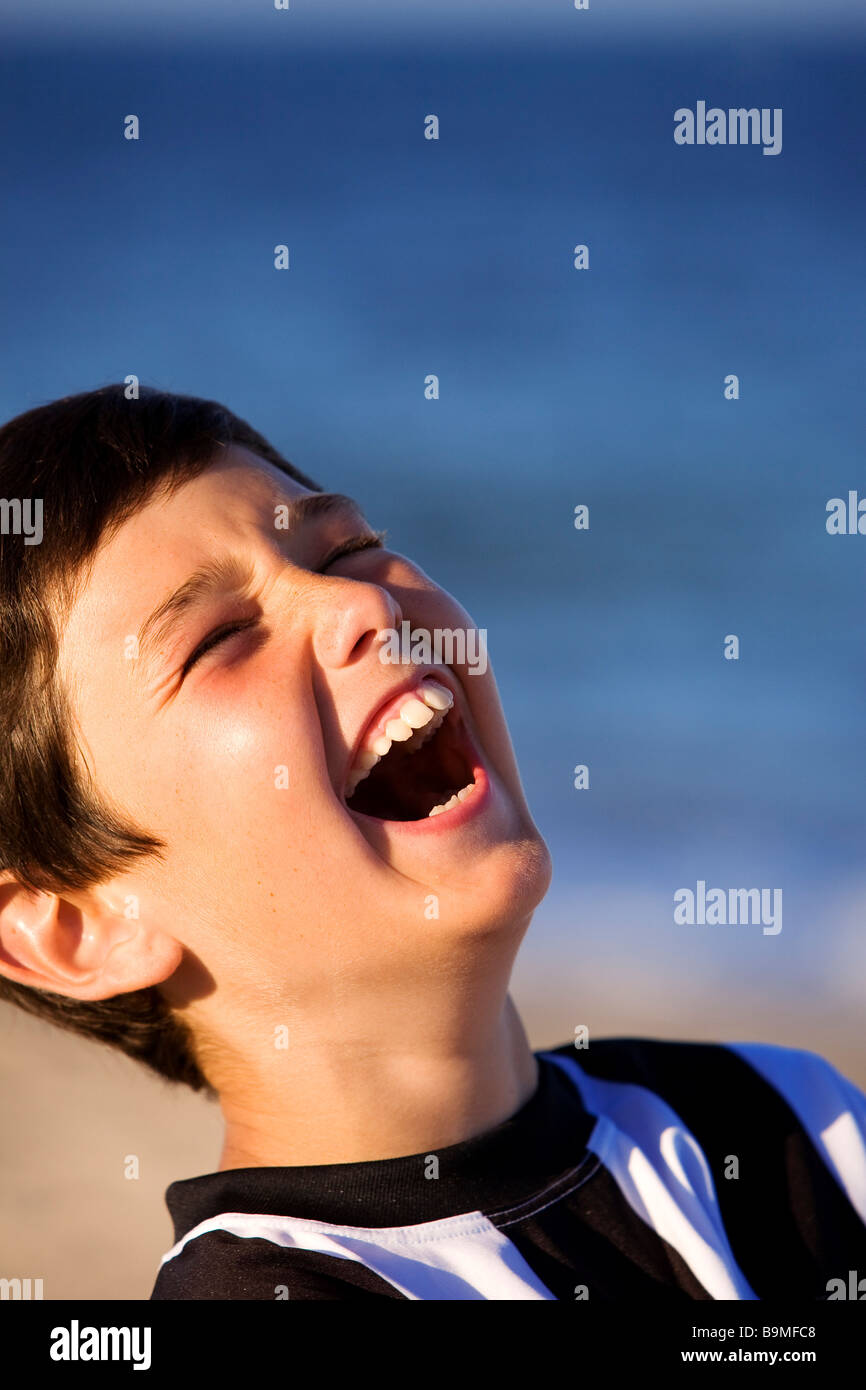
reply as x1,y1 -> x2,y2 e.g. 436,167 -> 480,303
150,1038 -> 866,1300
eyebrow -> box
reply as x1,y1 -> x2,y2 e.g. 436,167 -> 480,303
134,491 -> 361,678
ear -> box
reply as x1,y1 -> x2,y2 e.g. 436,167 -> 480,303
0,875 -> 184,1001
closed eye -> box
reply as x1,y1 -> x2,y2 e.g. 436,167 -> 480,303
318,531 -> 387,570
181,618 -> 259,675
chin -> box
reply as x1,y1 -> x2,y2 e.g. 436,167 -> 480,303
442,830 -> 553,941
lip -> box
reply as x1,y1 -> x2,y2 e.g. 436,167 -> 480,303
340,667 -> 491,830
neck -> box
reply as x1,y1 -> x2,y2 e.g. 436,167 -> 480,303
213,993 -> 537,1170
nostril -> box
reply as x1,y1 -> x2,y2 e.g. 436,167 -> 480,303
348,630 -> 378,663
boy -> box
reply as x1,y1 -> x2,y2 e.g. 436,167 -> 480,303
1,383 -> 864,1301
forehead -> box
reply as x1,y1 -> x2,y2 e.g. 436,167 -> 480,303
58,445 -> 316,675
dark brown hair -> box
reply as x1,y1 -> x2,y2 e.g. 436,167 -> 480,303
0,384 -> 320,1093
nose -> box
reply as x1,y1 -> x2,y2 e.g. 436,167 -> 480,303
310,574 -> 403,671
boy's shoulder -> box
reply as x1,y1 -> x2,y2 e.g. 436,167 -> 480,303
151,1229 -> 404,1301
546,1032 -> 866,1130
544,1035 -> 866,1298
546,1034 -> 866,1216
553,1033 -> 866,1133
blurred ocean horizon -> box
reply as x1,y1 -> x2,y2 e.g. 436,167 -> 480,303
1,23 -> 864,1029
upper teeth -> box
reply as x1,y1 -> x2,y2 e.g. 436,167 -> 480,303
345,679 -> 453,799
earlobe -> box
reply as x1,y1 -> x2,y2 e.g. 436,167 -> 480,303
0,877 -> 184,1000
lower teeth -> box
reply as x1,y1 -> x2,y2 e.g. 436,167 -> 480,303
428,781 -> 475,817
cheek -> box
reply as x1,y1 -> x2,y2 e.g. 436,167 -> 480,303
180,678 -> 312,797
394,578 -> 519,763
402,580 -> 491,682
132,675 -> 327,842
387,562 -> 479,633
348,552 -> 480,640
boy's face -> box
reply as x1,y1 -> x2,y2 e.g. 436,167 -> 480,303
58,446 -> 551,1013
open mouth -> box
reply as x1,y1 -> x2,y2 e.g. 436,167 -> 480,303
343,679 -> 477,822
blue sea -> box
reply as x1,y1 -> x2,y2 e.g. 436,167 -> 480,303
1,20 -> 864,1032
